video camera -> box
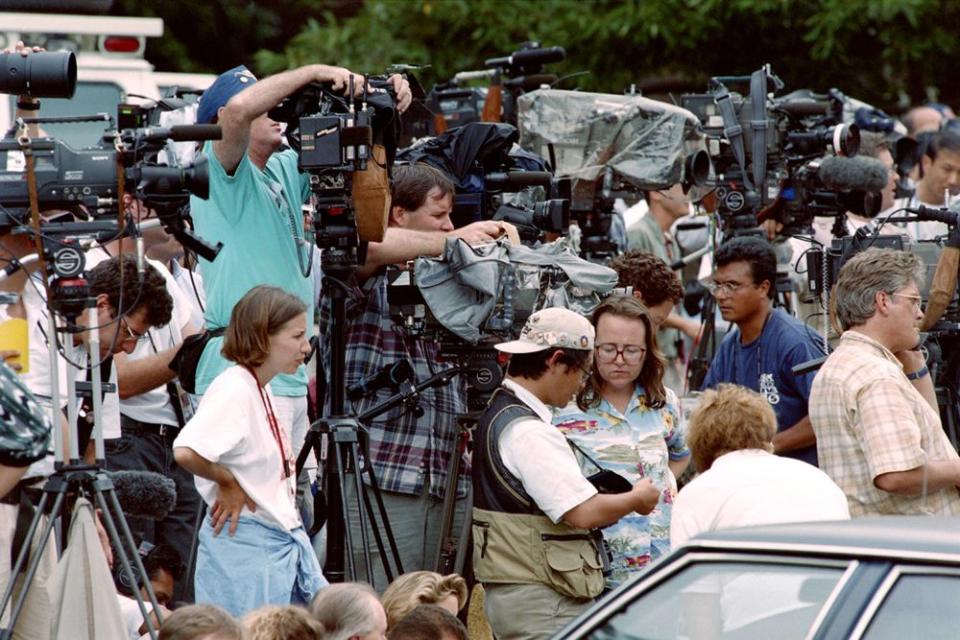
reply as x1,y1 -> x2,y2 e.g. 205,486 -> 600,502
268,76 -> 401,267
681,64 -> 884,239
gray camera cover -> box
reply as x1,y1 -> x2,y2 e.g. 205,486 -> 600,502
517,89 -> 705,197
414,237 -> 617,344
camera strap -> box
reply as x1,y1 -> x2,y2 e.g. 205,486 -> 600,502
714,89 -> 753,190
749,68 -> 770,192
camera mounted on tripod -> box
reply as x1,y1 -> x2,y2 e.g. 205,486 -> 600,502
268,76 -> 402,266
681,64 -> 885,240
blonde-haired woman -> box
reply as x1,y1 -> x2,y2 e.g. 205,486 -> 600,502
381,571 -> 467,629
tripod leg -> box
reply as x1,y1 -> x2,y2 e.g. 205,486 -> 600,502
95,490 -> 163,640
334,444 -> 357,583
0,491 -> 63,640
361,450 -> 404,578
345,442 -> 376,585
183,501 -> 206,596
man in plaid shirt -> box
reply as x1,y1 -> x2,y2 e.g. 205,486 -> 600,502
810,248 -> 960,517
321,164 -> 509,585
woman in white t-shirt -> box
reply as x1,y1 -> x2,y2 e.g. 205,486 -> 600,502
173,285 -> 326,617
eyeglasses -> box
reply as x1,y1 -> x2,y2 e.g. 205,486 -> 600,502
705,281 -> 752,297
577,363 -> 594,382
595,343 -> 647,364
890,292 -> 923,311
119,316 -> 148,343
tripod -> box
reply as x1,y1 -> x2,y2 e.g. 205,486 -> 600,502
0,297 -> 163,639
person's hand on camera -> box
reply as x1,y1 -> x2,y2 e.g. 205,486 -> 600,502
630,477 -> 660,515
388,74 -> 412,113
212,470 -> 256,537
448,220 -> 507,246
761,218 -> 783,241
0,350 -> 21,372
316,65 -> 364,97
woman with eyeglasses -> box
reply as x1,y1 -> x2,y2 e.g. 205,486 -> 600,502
554,295 -> 690,587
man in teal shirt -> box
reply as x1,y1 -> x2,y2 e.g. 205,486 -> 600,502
188,63 -> 412,500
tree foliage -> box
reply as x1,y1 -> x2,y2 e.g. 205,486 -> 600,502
113,0 -> 960,113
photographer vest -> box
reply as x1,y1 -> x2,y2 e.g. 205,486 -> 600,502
472,386 -> 604,600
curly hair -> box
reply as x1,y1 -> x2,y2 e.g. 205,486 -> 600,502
610,250 -> 683,307
381,571 -> 467,630
577,295 -> 667,410
686,384 -> 776,472
87,254 -> 172,327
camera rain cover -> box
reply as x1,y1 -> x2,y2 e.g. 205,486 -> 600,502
518,89 -> 706,195
413,237 -> 617,344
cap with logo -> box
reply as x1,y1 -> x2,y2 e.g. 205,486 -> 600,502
196,65 -> 258,125
495,307 -> 595,354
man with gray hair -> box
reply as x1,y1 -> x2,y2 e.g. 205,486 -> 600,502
809,248 -> 960,517
309,582 -> 387,640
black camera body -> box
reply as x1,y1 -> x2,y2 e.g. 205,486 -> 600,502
682,65 -> 868,238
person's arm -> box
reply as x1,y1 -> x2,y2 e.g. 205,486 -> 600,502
669,456 -> 690,480
662,311 -> 701,340
173,446 -> 255,536
874,461 -> 960,495
920,237 -> 959,331
114,323 -> 199,399
562,478 -> 660,529
771,415 -> 816,454
896,349 -> 938,412
0,465 -> 27,500
214,64 -> 362,174
357,221 -> 506,280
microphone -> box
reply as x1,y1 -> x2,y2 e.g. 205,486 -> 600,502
817,156 -> 889,192
485,46 -> 566,70
347,359 -> 415,401
906,204 -> 959,226
140,124 -> 222,143
109,470 -> 177,521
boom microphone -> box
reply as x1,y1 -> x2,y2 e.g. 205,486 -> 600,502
485,46 -> 566,70
109,470 -> 177,521
906,204 -> 960,226
817,156 -> 889,192
140,124 -> 223,143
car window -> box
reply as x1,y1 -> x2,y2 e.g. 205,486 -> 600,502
9,82 -> 122,149
862,573 -> 960,639
586,561 -> 846,640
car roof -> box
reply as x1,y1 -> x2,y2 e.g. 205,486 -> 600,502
681,517 -> 960,564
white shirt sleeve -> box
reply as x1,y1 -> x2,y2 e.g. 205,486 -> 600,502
499,417 -> 598,523
173,370 -> 250,462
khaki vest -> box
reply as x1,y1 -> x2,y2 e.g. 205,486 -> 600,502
472,507 -> 604,600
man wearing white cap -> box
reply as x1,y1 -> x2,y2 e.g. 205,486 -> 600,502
472,307 -> 661,639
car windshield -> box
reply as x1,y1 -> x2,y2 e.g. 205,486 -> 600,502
586,560 -> 846,640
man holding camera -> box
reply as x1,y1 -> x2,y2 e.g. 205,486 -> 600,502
810,248 -> 960,517
327,163 -> 507,585
472,307 -> 660,639
188,62 -> 411,500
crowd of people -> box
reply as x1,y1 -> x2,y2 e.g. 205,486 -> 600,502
1,42 -> 960,640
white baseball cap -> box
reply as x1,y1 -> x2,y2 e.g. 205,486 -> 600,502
495,307 -> 595,354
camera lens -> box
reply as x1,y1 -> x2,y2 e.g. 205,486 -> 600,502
0,51 -> 77,99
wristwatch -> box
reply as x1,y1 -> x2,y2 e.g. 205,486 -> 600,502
906,365 -> 929,381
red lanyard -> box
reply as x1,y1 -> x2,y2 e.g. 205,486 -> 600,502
246,367 -> 292,480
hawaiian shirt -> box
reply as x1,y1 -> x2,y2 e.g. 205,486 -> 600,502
554,385 -> 689,588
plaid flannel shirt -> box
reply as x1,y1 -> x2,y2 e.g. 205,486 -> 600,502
320,272 -> 469,499
810,331 -> 960,517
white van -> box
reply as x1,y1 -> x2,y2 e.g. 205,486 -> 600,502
0,11 -> 214,149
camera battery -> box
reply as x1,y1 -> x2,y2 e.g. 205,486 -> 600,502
298,115 -> 344,169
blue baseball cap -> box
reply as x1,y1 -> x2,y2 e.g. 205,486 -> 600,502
196,65 -> 258,125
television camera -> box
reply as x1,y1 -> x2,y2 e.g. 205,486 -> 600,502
681,64 -> 885,240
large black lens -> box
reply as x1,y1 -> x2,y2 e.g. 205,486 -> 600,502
0,51 -> 77,98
